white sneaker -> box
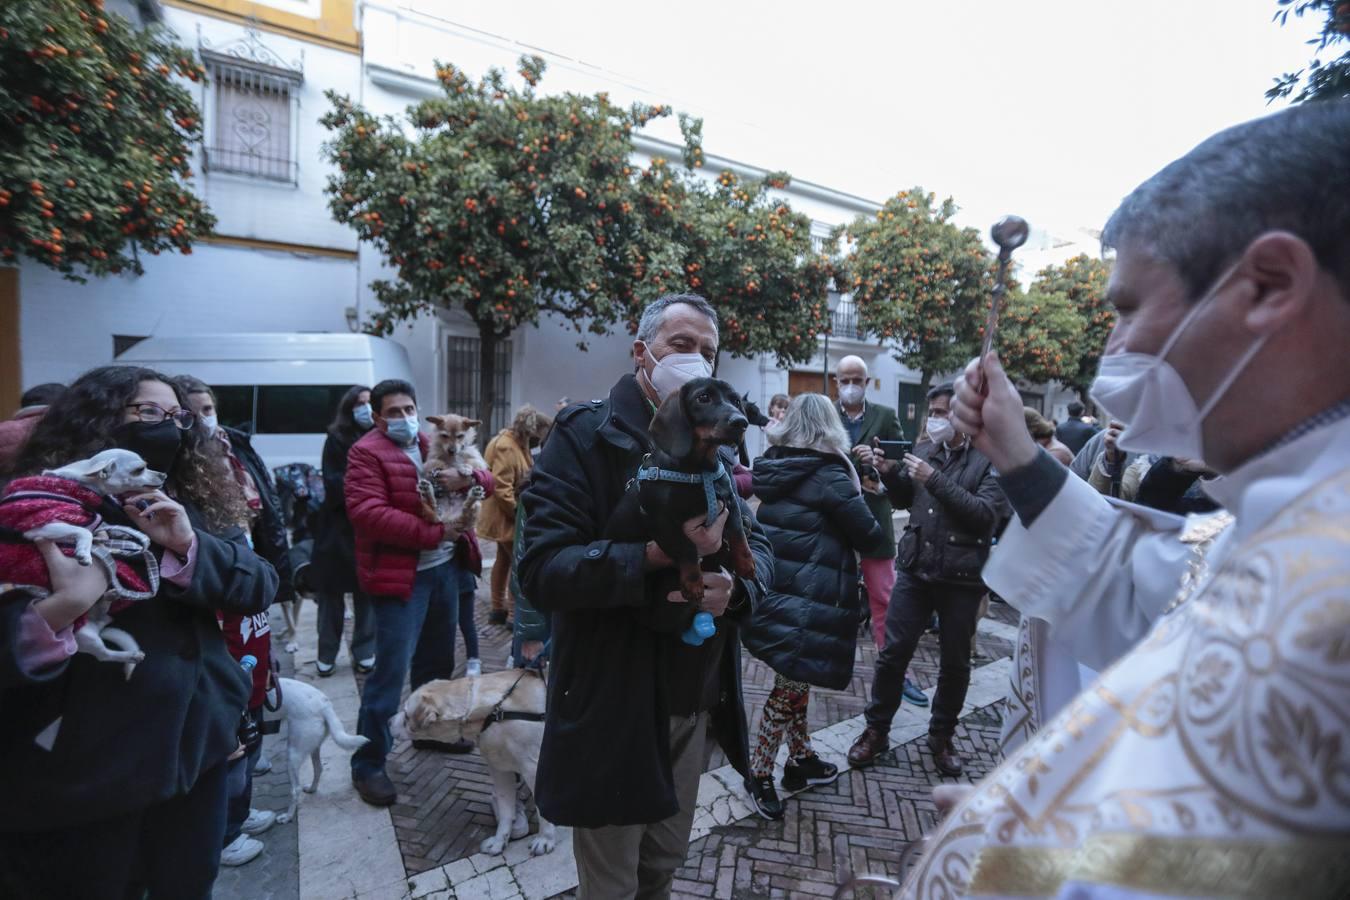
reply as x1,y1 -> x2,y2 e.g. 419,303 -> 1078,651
253,754 -> 272,775
220,834 -> 263,867
465,658 -> 482,677
241,808 -> 276,835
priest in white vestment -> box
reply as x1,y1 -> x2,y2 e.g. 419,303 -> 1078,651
900,100 -> 1350,899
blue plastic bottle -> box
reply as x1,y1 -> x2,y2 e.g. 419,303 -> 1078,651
240,654 -> 258,673
681,611 -> 716,646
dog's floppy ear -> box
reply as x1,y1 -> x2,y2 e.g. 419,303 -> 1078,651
464,418 -> 482,429
425,415 -> 444,429
408,695 -> 441,731
649,386 -> 694,460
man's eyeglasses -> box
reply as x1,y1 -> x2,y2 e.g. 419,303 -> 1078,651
126,402 -> 197,430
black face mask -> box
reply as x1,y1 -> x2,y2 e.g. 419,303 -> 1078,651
112,420 -> 183,475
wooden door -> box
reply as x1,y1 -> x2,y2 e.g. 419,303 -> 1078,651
788,369 -> 834,399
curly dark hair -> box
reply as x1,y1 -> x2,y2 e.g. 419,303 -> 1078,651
328,384 -> 371,442
11,365 -> 249,533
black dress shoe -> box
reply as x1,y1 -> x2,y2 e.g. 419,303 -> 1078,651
412,738 -> 474,754
488,610 -> 508,626
928,734 -> 963,777
352,771 -> 397,806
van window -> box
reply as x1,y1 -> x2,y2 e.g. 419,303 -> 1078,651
209,385 -> 349,434
256,385 -> 350,434
214,385 -> 256,433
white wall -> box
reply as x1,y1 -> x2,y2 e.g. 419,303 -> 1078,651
19,245 -> 357,386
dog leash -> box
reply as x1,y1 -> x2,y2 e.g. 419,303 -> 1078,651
634,456 -> 729,527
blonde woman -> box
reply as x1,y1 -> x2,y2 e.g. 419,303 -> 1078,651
478,405 -> 551,624
742,393 -> 883,819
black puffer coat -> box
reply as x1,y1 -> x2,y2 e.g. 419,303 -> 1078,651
743,447 -> 882,689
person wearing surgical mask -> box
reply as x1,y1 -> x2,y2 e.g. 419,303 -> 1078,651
310,385 -> 377,680
174,375 -> 297,868
518,293 -> 776,898
345,379 -> 495,807
847,383 -> 1009,778
832,356 -> 915,690
929,101 -> 1350,900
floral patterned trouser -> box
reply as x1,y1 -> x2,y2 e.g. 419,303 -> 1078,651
751,673 -> 813,779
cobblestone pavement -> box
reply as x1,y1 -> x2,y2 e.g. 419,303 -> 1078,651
384,579 -> 1016,883
219,579 -> 1018,899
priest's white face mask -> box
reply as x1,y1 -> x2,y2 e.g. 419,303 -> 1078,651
1091,261 -> 1267,461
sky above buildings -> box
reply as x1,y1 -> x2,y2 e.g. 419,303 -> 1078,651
410,0 -> 1320,249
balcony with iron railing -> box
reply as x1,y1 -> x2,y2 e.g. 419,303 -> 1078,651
827,295 -> 866,341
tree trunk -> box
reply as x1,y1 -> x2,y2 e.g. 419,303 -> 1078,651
477,320 -> 498,444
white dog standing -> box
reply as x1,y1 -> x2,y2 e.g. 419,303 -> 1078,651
392,669 -> 556,856
267,677 -> 369,823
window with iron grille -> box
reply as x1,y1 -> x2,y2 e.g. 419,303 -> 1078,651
445,336 -> 512,436
198,25 -> 303,185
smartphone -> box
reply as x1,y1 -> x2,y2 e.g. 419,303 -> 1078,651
876,440 -> 914,460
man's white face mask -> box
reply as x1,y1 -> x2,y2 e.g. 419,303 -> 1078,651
838,383 -> 865,407
1090,261 -> 1266,460
925,415 -> 955,445
640,342 -> 712,402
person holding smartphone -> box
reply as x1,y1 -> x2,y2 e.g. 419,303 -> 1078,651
846,382 -> 1008,777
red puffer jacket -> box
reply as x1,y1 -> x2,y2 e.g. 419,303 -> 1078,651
345,429 -> 493,600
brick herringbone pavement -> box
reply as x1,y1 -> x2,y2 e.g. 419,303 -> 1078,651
382,585 -> 517,874
377,574 -> 1018,885
670,705 -> 1006,899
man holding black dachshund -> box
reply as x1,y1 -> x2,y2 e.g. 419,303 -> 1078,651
520,293 -> 774,899
847,383 -> 1008,777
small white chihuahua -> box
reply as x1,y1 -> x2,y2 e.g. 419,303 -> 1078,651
25,449 -> 166,564
22,449 -> 166,677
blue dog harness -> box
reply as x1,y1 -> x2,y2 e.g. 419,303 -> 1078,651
635,457 -> 730,527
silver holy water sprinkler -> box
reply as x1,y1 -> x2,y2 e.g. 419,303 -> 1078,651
981,215 -> 1030,362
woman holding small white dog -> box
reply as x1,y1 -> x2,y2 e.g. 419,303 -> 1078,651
741,393 -> 883,820
0,366 -> 277,900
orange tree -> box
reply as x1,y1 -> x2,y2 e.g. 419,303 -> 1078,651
994,287 -> 1085,387
321,56 -> 673,426
1030,254 -> 1113,401
628,116 -> 831,372
0,0 -> 214,279
1268,0 -> 1350,103
831,189 -> 991,398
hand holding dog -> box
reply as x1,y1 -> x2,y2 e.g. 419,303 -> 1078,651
666,567 -> 734,616
33,538 -> 110,631
123,490 -> 194,557
685,506 -> 729,558
436,469 -> 474,492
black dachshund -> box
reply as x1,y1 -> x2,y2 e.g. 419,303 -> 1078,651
627,377 -> 758,605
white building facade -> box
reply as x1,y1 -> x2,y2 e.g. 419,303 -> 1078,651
11,0 -> 1078,455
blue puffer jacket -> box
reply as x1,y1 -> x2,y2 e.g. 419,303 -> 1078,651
743,447 -> 882,689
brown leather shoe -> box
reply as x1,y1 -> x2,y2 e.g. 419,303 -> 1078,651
928,735 -> 963,777
847,725 -> 890,767
352,771 -> 397,806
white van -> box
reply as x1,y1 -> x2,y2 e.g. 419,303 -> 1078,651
116,333 -> 415,468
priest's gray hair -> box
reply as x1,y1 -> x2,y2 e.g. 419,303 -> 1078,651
1102,100 -> 1350,300
768,393 -> 851,456
636,293 -> 719,343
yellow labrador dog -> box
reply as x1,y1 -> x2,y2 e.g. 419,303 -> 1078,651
391,669 -> 556,856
